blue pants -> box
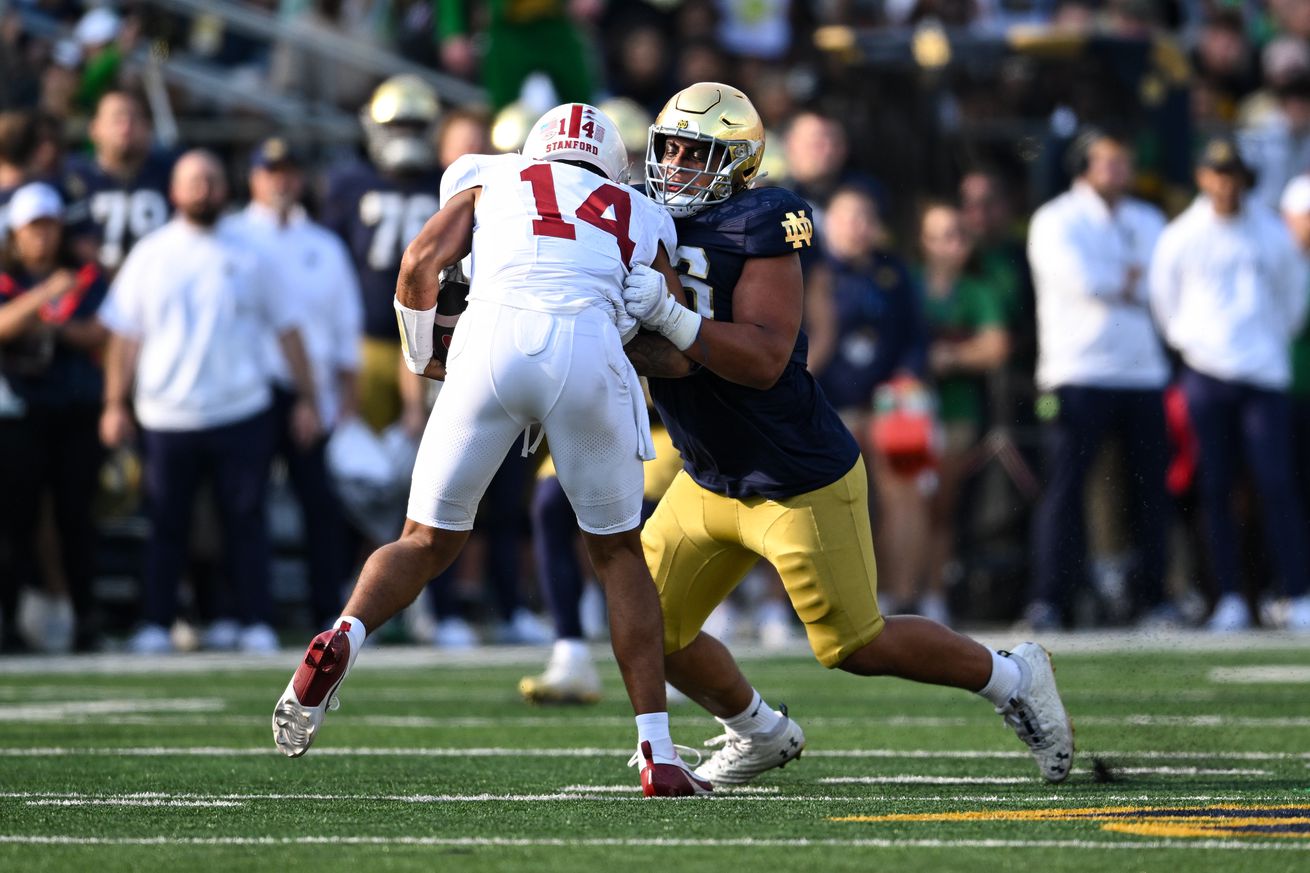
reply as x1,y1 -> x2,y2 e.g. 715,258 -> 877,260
272,388 -> 348,628
1030,385 -> 1169,616
140,409 -> 276,627
1182,369 -> 1308,598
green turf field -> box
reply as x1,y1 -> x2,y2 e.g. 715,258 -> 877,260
2,633 -> 1308,872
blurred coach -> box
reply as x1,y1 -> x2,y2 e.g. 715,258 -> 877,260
228,137 -> 362,631
98,150 -> 321,654
1025,129 -> 1171,630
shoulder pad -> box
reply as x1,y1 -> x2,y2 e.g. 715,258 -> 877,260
736,187 -> 815,257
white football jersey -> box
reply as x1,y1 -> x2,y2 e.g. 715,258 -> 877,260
439,153 -> 676,318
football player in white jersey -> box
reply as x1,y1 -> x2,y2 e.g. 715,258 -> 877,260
273,103 -> 710,797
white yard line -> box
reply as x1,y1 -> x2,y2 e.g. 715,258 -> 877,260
1209,666 -> 1310,684
822,776 -> 1037,785
2,630 -> 1308,675
0,834 -> 1306,850
23,799 -> 244,807
0,699 -> 225,722
2,746 -> 1308,761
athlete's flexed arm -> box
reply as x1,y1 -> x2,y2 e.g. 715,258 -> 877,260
623,251 -> 801,390
392,187 -> 477,380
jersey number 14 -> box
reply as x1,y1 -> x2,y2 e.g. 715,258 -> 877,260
520,164 -> 635,267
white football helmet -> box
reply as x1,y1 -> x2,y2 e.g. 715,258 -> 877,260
522,103 -> 629,183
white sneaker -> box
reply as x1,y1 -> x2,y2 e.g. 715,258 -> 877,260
127,624 -> 174,655
996,643 -> 1074,783
755,601 -> 794,650
432,617 -> 479,649
497,608 -> 554,645
1286,595 -> 1310,632
694,706 -> 806,786
519,640 -> 601,704
201,620 -> 241,651
272,625 -> 358,757
1206,593 -> 1251,632
239,623 -> 280,654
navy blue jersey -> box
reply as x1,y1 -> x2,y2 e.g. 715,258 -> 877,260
815,250 -> 926,410
62,152 -> 173,270
321,161 -> 443,340
648,186 -> 860,500
0,264 -> 107,409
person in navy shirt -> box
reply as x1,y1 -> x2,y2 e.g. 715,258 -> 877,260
0,182 -> 109,652
61,90 -> 172,273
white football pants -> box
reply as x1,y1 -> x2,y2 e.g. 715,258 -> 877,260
408,299 -> 653,535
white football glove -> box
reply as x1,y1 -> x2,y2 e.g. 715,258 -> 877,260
621,263 -> 702,351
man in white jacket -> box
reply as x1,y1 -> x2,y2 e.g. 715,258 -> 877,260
1025,129 -> 1172,630
1150,136 -> 1310,631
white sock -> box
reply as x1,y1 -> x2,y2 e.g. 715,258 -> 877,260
334,615 -> 367,656
718,689 -> 783,736
635,711 -> 674,760
977,650 -> 1023,707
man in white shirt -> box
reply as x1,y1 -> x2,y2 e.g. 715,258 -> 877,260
226,138 -> 362,634
98,150 -> 322,654
1025,129 -> 1171,630
272,103 -> 711,796
1150,137 -> 1310,631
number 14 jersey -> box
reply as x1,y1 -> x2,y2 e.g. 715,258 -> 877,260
439,153 -> 675,320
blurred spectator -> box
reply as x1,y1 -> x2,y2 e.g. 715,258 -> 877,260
781,110 -> 882,240
0,183 -> 108,652
226,137 -> 362,634
62,90 -> 173,272
97,151 -> 321,654
716,0 -> 792,62
1190,9 -> 1259,123
959,169 -> 1033,347
1280,173 -> 1310,632
603,19 -> 674,117
270,0 -> 385,110
805,185 -> 930,614
72,6 -> 135,113
438,0 -> 601,110
0,111 -> 38,237
434,107 -> 492,170
915,203 -> 1010,625
1024,129 -> 1171,630
1150,137 -> 1310,632
1239,73 -> 1310,211
321,75 -> 441,435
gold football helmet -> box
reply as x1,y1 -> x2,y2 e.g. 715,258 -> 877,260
598,97 -> 653,159
362,75 -> 440,173
645,82 -> 764,217
490,101 -> 535,154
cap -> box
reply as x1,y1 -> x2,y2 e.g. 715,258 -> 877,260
1282,175 -> 1310,215
1197,136 -> 1254,184
7,182 -> 64,229
250,137 -> 302,170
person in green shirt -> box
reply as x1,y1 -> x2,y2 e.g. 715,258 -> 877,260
912,203 -> 1011,625
437,0 -> 599,111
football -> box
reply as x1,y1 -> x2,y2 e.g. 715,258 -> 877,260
433,261 -> 470,363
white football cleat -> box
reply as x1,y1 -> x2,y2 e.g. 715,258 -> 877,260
693,705 -> 805,786
272,624 -> 358,757
996,643 -> 1074,783
519,639 -> 601,704
1287,595 -> 1310,632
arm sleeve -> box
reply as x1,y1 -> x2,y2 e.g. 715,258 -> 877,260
331,239 -> 364,369
1148,225 -> 1182,346
1277,229 -> 1310,336
1027,206 -> 1126,301
96,247 -> 144,337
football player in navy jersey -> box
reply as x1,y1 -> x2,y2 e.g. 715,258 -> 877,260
320,75 -> 444,434
620,82 -> 1075,787
62,90 -> 172,273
